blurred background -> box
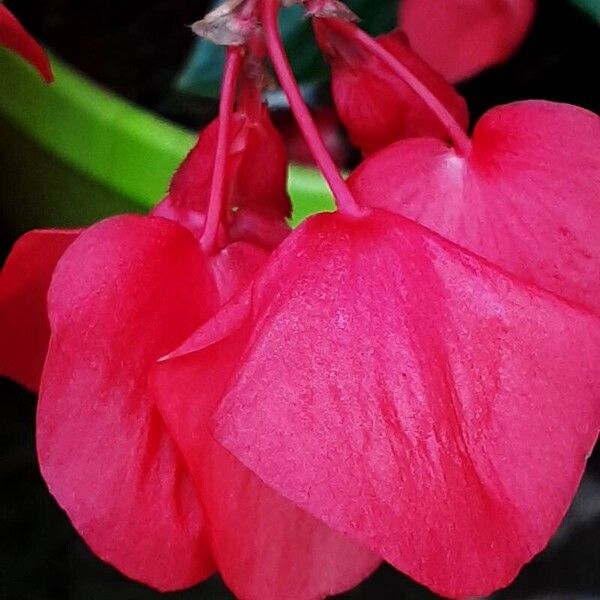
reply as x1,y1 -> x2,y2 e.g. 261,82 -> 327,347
1,1 -> 600,598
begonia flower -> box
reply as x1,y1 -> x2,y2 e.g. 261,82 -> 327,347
349,100 -> 600,313
15,37 -> 380,598
0,4 -> 53,82
0,58 -> 287,392
162,208 -> 600,599
151,2 -> 600,598
1,47 -> 293,592
399,0 -> 537,82
314,20 -> 469,154
5,1 -> 598,599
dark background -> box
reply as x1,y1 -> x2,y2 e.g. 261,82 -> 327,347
1,1 -> 600,599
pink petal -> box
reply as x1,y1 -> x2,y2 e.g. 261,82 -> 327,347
209,241 -> 270,304
314,22 -> 468,154
151,197 -> 207,240
151,295 -> 381,600
349,101 -> 600,313
399,0 -> 536,82
212,210 -> 600,598
0,5 -> 53,82
234,101 -> 292,221
162,104 -> 290,250
37,215 -> 217,590
169,107 -> 290,224
0,229 -> 79,391
228,207 -> 291,250
167,117 -> 220,212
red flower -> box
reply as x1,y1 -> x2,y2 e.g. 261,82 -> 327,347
150,3 -> 600,598
0,65 -> 287,391
349,100 -> 600,312
314,20 -> 468,154
33,168 -> 278,588
0,230 -> 79,391
0,54 -> 292,590
0,4 -> 53,82
399,0 -> 537,82
5,1 -> 599,599
158,207 -> 600,599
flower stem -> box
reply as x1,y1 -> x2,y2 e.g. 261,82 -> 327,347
322,17 -> 472,156
201,47 -> 243,254
261,0 -> 363,217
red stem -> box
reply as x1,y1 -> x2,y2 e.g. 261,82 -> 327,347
322,17 -> 472,156
201,47 -> 243,254
261,0 -> 363,217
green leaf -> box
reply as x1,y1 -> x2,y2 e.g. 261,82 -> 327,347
567,0 -> 600,22
176,0 -> 398,99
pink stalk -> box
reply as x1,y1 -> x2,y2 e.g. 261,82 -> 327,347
261,0 -> 363,217
201,47 -> 243,254
322,17 -> 472,156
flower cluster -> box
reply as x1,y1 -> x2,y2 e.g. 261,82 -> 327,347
1,1 -> 598,599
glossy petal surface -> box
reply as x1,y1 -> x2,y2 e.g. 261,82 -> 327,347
213,211 -> 600,599
350,101 -> 600,313
315,22 -> 468,153
0,5 -> 53,82
0,229 -> 78,390
151,295 -> 380,600
399,0 -> 536,82
37,215 -> 217,590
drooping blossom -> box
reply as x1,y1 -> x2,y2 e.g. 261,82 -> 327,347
18,37 -> 381,598
0,4 -> 53,82
5,0 -> 599,598
160,75 -> 291,248
349,100 -> 600,313
155,2 -> 600,599
1,47 -> 288,591
162,206 -> 600,599
0,58 -> 285,392
314,19 -> 469,154
399,0 -> 537,82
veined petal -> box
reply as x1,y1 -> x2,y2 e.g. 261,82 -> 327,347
37,215 -> 217,590
151,295 -> 380,600
314,21 -> 468,153
212,210 -> 600,598
350,101 -> 600,313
